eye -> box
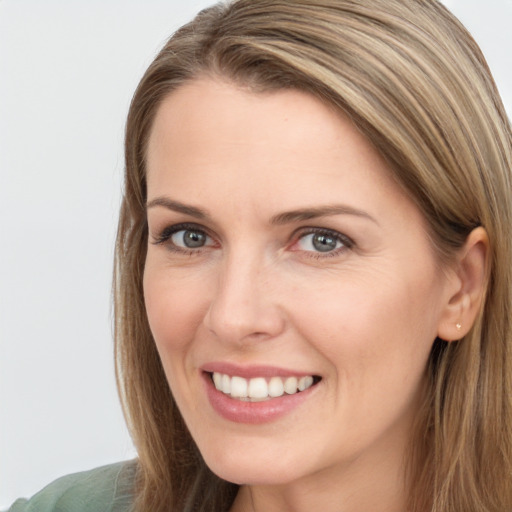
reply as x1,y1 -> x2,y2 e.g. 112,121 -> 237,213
151,223 -> 216,253
293,229 -> 352,255
171,229 -> 209,249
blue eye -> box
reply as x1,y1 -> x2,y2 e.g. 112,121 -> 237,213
296,230 -> 350,254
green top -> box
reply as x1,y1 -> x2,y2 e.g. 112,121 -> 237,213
6,461 -> 136,512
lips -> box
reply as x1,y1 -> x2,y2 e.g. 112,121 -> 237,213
201,363 -> 321,423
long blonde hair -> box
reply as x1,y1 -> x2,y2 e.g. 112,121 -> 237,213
114,1 -> 512,510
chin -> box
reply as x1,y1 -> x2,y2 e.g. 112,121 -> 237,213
200,443 -> 302,486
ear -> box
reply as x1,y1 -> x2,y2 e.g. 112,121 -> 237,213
437,227 -> 489,342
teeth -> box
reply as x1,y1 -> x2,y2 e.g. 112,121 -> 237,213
211,372 -> 316,401
230,376 -> 248,398
213,372 -> 222,390
298,376 -> 313,391
284,376 -> 298,395
248,377 -> 268,399
221,374 -> 231,394
268,376 -> 284,397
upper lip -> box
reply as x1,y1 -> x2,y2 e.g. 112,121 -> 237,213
201,361 -> 318,379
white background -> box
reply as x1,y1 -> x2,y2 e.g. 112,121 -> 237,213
0,0 -> 510,507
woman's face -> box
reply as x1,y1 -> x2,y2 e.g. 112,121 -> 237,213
143,78 -> 457,487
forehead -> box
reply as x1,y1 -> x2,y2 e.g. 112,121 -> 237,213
148,78 -> 388,181
147,78 -> 352,155
145,77 -> 424,232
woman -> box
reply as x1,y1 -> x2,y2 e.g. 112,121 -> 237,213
8,0 -> 512,511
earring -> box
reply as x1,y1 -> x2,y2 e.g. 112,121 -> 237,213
456,322 -> 462,331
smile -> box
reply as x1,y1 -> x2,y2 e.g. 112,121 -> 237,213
210,372 -> 320,401
202,364 -> 323,423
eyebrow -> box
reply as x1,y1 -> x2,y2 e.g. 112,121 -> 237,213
146,196 -> 377,225
270,205 -> 378,225
146,197 -> 209,219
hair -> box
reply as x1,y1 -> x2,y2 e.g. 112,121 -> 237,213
113,1 -> 512,511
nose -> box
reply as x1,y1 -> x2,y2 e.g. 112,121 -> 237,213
203,251 -> 286,345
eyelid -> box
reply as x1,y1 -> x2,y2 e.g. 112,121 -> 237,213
150,222 -> 353,257
150,222 -> 215,247
290,227 -> 354,254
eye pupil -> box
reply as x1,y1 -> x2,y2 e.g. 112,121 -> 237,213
183,230 -> 206,248
312,233 -> 337,252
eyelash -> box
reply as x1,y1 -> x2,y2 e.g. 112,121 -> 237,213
151,223 -> 214,255
293,228 -> 354,259
150,223 -> 354,258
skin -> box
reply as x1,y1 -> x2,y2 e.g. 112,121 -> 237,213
143,77 -> 477,512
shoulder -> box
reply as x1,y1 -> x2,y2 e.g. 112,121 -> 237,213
6,461 -> 137,512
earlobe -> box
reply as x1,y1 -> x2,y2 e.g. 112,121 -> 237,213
437,227 -> 489,342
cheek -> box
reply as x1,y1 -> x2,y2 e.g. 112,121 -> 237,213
143,262 -> 209,354
287,271 -> 439,382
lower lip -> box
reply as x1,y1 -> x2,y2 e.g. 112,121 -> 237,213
203,373 -> 319,424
